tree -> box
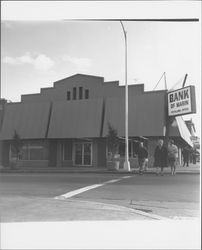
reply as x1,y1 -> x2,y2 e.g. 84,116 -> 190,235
107,123 -> 119,162
12,130 -> 23,166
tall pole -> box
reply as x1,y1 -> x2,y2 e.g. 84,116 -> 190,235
164,72 -> 167,90
120,21 -> 130,171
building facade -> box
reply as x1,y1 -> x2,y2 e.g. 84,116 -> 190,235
0,74 -> 193,168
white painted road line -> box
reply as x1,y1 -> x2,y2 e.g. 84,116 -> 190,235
54,184 -> 105,200
54,176 -> 132,200
53,175 -> 173,220
121,175 -> 132,179
104,179 -> 121,184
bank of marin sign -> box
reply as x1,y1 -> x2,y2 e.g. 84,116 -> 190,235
168,86 -> 196,116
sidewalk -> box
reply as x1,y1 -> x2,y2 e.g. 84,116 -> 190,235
146,163 -> 200,174
0,163 -> 200,174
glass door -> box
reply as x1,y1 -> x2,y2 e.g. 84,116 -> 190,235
83,143 -> 91,165
74,142 -> 92,166
75,143 -> 83,165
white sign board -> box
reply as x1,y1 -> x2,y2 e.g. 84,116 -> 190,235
167,86 -> 196,116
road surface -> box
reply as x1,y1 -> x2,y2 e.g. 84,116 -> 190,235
0,172 -> 200,222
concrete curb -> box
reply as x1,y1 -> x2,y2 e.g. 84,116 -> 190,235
0,168 -> 200,174
59,198 -> 171,220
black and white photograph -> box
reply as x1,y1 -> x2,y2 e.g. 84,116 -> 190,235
0,1 -> 201,249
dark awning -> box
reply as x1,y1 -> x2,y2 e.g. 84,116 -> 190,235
48,99 -> 103,138
169,116 -> 193,147
103,93 -> 166,137
0,102 -> 51,140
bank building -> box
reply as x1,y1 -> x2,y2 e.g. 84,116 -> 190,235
0,74 -> 193,169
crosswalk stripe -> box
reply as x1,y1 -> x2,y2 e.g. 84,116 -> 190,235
54,176 -> 132,200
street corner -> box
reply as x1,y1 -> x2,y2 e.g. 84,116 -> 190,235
0,196 -> 152,222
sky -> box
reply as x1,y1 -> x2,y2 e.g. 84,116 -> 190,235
1,1 -> 201,136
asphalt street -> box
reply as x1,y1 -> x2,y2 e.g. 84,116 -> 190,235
0,172 -> 200,222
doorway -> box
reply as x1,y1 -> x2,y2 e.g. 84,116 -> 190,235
74,142 -> 92,166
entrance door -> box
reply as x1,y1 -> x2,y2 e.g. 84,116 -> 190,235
74,142 -> 92,166
75,143 -> 82,165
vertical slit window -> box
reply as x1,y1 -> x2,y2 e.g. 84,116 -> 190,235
85,89 -> 89,99
79,87 -> 83,99
67,91 -> 71,100
73,87 -> 77,100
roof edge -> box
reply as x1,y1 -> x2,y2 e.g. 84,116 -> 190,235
54,73 -> 104,84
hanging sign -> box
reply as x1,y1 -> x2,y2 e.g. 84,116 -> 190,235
167,85 -> 196,116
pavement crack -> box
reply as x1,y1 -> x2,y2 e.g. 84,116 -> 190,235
131,207 -> 153,213
130,201 -> 169,209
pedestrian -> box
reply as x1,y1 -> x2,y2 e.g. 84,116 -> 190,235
182,146 -> 190,167
137,142 -> 148,175
167,139 -> 178,175
154,139 -> 167,176
192,149 -> 197,164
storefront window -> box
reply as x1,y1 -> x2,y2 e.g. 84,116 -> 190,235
132,141 -> 139,157
118,141 -> 139,158
11,141 -> 48,161
63,141 -> 73,161
21,145 -> 29,160
10,145 -> 18,160
119,142 -> 125,157
29,146 -> 46,160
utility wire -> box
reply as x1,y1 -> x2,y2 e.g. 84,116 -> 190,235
153,72 -> 166,90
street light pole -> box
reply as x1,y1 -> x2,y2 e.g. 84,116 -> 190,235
120,20 -> 130,172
